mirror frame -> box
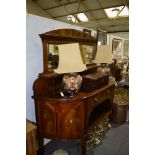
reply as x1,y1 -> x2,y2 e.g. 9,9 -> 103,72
39,29 -> 97,74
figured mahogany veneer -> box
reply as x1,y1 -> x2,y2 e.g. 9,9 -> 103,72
33,78 -> 115,155
34,82 -> 114,138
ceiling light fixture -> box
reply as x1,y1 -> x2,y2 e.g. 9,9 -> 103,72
67,13 -> 88,23
112,8 -> 119,12
77,13 -> 88,22
104,6 -> 129,18
67,15 -> 78,23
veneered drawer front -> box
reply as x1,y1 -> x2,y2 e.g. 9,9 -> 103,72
86,86 -> 113,124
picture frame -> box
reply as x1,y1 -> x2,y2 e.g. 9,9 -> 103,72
112,38 -> 122,55
96,30 -> 107,45
83,29 -> 91,35
123,40 -> 129,57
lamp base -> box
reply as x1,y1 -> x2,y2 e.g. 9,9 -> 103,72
97,64 -> 111,76
60,73 -> 82,98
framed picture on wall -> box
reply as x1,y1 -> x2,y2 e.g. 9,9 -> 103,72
112,38 -> 122,55
97,30 -> 107,45
83,29 -> 91,35
123,40 -> 129,57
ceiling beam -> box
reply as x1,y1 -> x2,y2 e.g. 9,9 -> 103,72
44,0 -> 85,10
96,0 -> 108,17
51,3 -> 128,18
64,0 -> 81,22
122,0 -> 129,8
87,25 -> 129,32
108,30 -> 129,33
77,22 -> 128,32
31,0 -> 54,18
80,1 -> 97,20
88,24 -> 129,32
95,0 -> 109,30
74,17 -> 129,26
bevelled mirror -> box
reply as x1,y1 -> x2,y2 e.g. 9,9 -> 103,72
48,44 -> 59,69
47,43 -> 96,70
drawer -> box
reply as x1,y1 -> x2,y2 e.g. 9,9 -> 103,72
87,91 -> 107,110
86,87 -> 113,125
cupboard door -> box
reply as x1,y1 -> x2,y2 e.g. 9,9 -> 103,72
36,101 -> 57,138
57,101 -> 84,139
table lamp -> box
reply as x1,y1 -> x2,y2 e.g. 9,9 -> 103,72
93,45 -> 113,75
54,43 -> 87,98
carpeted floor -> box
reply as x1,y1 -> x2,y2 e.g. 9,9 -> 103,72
44,122 -> 129,155
94,123 -> 129,155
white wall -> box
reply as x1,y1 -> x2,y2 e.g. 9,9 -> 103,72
26,14 -> 96,122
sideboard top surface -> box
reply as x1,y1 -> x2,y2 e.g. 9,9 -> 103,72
33,82 -> 115,101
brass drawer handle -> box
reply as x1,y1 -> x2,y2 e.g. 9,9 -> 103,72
69,118 -> 73,124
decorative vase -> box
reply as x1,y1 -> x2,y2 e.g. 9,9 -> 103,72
60,73 -> 82,98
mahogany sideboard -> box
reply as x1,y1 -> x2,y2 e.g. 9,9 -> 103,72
32,29 -> 115,155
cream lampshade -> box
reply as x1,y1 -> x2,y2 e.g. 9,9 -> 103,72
93,45 -> 113,64
54,43 -> 86,73
93,45 -> 113,75
54,43 -> 87,98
